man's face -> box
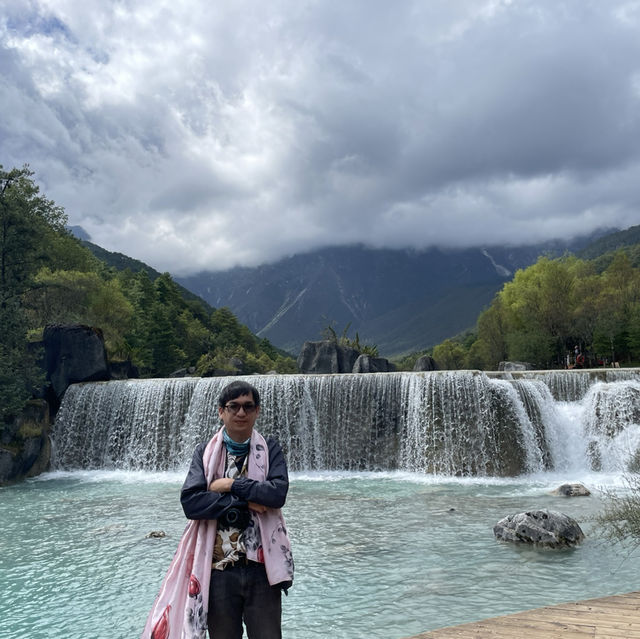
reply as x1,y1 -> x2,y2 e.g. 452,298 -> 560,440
218,393 -> 260,442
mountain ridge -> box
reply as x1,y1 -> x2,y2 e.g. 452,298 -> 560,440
176,232 -> 611,357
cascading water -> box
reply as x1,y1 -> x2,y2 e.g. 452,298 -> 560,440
51,370 -> 640,476
582,380 -> 640,471
497,368 -> 640,401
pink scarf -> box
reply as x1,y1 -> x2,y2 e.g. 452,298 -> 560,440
141,429 -> 294,639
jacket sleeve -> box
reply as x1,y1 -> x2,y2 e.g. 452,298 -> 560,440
230,438 -> 289,508
180,442 -> 247,520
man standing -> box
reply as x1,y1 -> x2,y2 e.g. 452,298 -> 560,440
142,380 -> 293,639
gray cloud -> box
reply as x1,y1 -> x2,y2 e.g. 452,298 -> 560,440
1,0 -> 640,275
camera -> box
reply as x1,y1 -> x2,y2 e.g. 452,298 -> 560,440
219,506 -> 251,530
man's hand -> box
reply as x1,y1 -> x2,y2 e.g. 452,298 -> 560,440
248,502 -> 267,513
209,477 -> 234,492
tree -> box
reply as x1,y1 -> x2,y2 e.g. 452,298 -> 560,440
464,338 -> 490,370
571,266 -> 602,353
120,270 -> 156,369
23,269 -> 134,358
211,307 -> 256,352
0,298 -> 43,423
1,165 -> 67,303
627,303 -> 640,361
177,309 -> 212,363
433,339 -> 466,370
599,253 -> 640,362
498,257 -> 576,367
0,165 -> 61,422
476,300 -> 508,369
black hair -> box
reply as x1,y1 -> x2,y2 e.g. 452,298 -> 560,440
218,380 -> 261,408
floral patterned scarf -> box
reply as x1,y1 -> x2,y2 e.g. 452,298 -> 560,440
141,428 -> 294,639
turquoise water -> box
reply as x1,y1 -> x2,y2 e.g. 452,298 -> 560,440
1,470 -> 639,639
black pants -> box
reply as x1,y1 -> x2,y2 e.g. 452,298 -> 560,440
208,561 -> 282,639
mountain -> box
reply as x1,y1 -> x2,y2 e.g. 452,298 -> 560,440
68,225 -> 91,241
576,224 -> 640,261
176,233 -> 606,357
80,240 -> 214,311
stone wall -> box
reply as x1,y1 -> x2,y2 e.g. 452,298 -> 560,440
0,400 -> 50,485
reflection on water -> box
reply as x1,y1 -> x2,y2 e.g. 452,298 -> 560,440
1,470 -> 639,639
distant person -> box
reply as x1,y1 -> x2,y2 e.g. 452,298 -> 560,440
142,380 -> 294,639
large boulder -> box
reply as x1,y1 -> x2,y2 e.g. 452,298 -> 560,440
199,357 -> 245,377
297,340 -> 360,374
352,354 -> 395,373
43,324 -> 110,408
494,509 -> 585,548
551,483 -> 591,497
413,355 -> 437,371
0,399 -> 50,485
110,360 -> 140,380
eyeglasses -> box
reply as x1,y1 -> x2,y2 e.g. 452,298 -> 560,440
224,402 -> 257,414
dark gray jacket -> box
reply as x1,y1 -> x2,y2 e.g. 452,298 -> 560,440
180,435 -> 289,521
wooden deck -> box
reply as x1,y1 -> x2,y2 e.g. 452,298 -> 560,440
405,591 -> 640,638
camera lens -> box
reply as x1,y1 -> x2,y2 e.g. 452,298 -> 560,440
220,507 -> 250,530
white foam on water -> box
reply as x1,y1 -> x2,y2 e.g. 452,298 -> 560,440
32,468 -> 186,484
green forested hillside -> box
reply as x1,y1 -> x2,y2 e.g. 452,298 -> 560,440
0,166 -> 295,424
80,239 -> 211,309
425,226 -> 640,370
577,224 -> 640,260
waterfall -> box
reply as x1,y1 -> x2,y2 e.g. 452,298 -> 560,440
582,380 -> 640,471
489,368 -> 640,401
51,369 -> 640,476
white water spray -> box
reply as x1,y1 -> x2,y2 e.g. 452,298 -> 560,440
52,370 -> 640,476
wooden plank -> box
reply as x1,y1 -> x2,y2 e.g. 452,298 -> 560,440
413,624 -> 593,639
556,602 -> 640,613
413,626 -> 554,639
405,591 -> 640,639
480,617 -> 596,635
576,593 -> 640,607
410,617 -> 596,638
518,608 -> 640,625
511,619 -> 640,638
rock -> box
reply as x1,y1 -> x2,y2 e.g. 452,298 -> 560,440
413,355 -> 438,371
0,400 -> 50,485
110,360 -> 139,380
202,369 -> 235,378
498,361 -> 534,371
551,483 -> 591,497
145,530 -> 167,538
494,509 -> 584,548
228,358 -> 245,374
297,341 -> 360,374
43,324 -> 110,411
352,354 -> 395,373
200,358 -> 245,377
0,450 -> 14,485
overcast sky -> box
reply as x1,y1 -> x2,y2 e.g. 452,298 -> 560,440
2,1 -> 640,275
